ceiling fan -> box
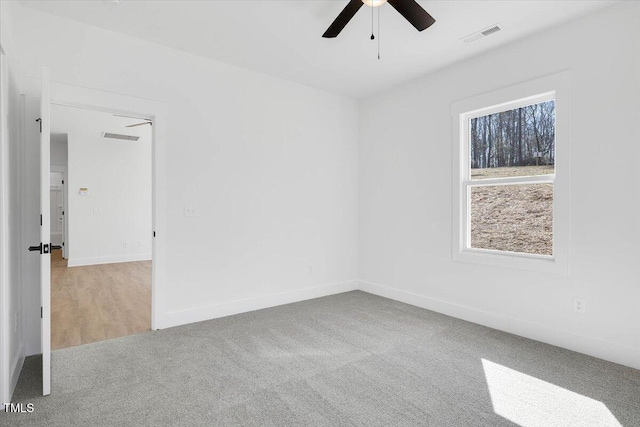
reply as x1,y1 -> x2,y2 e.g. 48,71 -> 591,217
126,119 -> 152,128
113,114 -> 153,128
323,0 -> 435,38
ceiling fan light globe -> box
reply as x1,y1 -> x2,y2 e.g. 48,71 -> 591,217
362,0 -> 387,7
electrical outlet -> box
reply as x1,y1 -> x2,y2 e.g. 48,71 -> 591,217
573,297 -> 586,314
184,205 -> 197,217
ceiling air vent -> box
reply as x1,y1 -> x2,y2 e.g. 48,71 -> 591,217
462,24 -> 501,43
102,132 -> 140,141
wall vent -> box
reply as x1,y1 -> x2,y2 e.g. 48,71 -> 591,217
462,24 -> 501,43
102,132 -> 139,141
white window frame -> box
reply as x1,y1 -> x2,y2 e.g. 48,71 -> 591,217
451,72 -> 570,274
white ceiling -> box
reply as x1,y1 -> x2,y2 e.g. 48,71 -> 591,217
20,0 -> 616,98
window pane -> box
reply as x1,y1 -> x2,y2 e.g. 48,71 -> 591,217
470,184 -> 553,256
470,100 -> 555,180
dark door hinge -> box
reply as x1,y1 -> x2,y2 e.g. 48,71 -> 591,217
41,307 -> 43,318
40,214 -> 42,226
36,118 -> 42,133
153,231 -> 156,237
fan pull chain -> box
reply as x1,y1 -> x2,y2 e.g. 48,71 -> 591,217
371,5 -> 375,40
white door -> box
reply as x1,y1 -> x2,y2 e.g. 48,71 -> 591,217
37,67 -> 52,396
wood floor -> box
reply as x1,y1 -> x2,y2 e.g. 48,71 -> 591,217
51,250 -> 151,350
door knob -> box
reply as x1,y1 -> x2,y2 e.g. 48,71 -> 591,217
28,243 -> 43,253
28,243 -> 61,253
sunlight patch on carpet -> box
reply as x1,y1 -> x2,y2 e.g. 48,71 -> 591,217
482,359 -> 621,427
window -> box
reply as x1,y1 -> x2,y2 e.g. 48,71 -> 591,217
451,73 -> 569,273
468,96 -> 555,256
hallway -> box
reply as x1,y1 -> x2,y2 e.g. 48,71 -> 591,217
51,251 -> 151,350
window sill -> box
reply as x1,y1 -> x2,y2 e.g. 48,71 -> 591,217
453,248 -> 567,275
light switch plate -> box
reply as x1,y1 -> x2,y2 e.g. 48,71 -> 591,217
184,205 -> 197,217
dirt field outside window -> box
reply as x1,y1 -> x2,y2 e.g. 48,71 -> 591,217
470,166 -> 553,256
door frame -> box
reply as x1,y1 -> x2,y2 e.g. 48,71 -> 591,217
49,183 -> 63,256
48,81 -> 167,331
50,166 -> 67,259
0,44 -> 10,408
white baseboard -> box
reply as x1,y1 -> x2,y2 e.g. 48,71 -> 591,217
43,271 -> 636,370
358,280 -> 640,370
8,339 -> 25,402
67,253 -> 152,267
158,280 -> 359,330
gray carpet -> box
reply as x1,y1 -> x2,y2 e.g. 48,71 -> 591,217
2,291 -> 639,426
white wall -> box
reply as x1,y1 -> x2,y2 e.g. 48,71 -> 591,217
9,0 -> 637,377
51,106 -> 152,266
359,1 -> 640,369
10,4 -> 359,354
50,133 -> 67,168
0,0 -> 26,406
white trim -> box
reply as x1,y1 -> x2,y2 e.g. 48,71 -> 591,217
18,93 -> 26,361
461,96 -> 555,260
0,45 -> 10,407
451,71 -> 571,274
463,91 -> 556,120
8,340 -> 24,401
461,246 -> 552,261
67,253 -> 152,267
467,174 -> 554,187
159,280 -> 359,330
358,280 -> 640,370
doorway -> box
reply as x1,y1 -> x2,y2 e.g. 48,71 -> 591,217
49,105 -> 153,350
50,168 -> 65,258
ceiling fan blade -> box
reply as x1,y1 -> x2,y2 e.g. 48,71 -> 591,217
126,121 -> 152,128
322,0 -> 364,38
387,0 -> 436,32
